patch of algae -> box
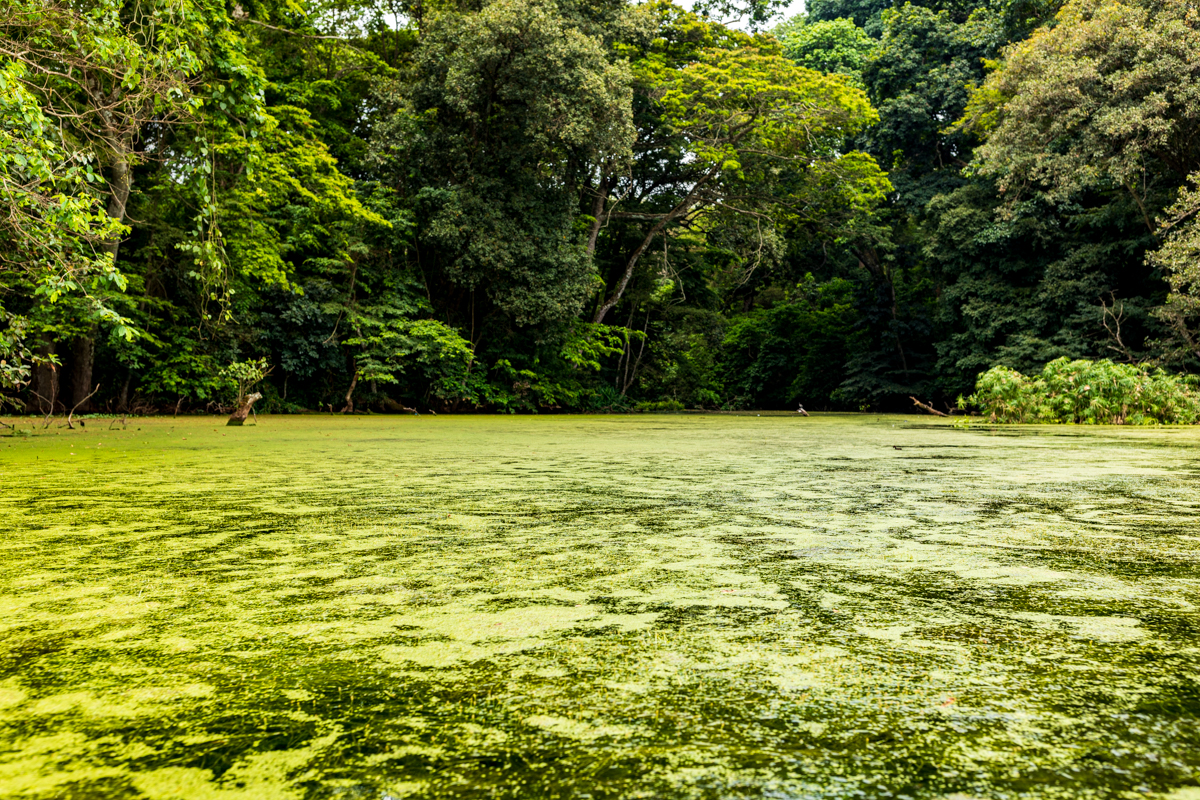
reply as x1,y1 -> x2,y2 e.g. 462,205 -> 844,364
0,414 -> 1198,798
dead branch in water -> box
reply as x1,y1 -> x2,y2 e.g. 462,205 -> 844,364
31,388 -> 56,428
67,384 -> 100,429
909,396 -> 947,417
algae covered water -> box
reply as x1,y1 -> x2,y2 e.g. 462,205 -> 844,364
0,414 -> 1198,799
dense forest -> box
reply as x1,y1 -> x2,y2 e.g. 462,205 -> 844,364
2,0 -> 1198,415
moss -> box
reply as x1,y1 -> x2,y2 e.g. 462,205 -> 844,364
0,414 -> 1198,798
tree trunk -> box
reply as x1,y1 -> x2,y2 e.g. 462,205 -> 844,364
65,151 -> 134,411
585,174 -> 609,257
341,371 -> 358,413
28,338 -> 57,414
104,154 -> 133,257
593,161 -> 722,324
593,216 -> 669,324
909,396 -> 947,416
71,333 -> 96,411
118,371 -> 131,412
226,392 -> 262,426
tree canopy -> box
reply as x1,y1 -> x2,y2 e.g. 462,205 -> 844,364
1,0 -> 1197,415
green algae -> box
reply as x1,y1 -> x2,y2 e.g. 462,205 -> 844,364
0,413 -> 1198,799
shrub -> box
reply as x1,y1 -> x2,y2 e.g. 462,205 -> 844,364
634,399 -> 685,412
966,358 -> 1200,424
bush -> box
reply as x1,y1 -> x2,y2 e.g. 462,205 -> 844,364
967,358 -> 1200,424
634,399 -> 685,412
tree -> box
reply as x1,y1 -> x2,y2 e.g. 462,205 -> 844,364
963,0 -> 1200,226
591,28 -> 888,323
221,357 -> 271,424
719,274 -> 862,407
375,0 -> 635,331
805,0 -> 895,35
961,0 -> 1200,364
104,0 -> 406,412
1149,174 -> 1200,363
0,60 -> 129,405
0,0 -> 212,408
775,17 -> 877,87
865,3 -> 1002,201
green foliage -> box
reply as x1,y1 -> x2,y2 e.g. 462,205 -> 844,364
346,317 -> 474,402
220,357 -> 272,404
963,0 -> 1200,208
942,0 -> 1200,392
805,0 -> 895,35
3,0 -> 1198,416
209,106 -> 388,294
775,17 -> 877,87
656,45 -> 880,172
592,10 -> 890,341
137,339 -> 225,405
0,64 -> 125,288
967,358 -> 1200,424
720,276 -> 862,408
922,178 -> 1157,390
0,314 -> 38,399
1149,172 -> 1200,364
0,62 -> 132,341
376,0 -> 634,327
560,323 -> 629,372
864,1 -> 1002,195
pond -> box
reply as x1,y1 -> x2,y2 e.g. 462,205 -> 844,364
0,414 -> 1198,799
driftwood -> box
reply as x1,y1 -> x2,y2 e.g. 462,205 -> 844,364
227,392 -> 262,426
341,371 -> 358,413
66,384 -> 100,429
909,396 -> 948,417
380,397 -> 418,414
30,388 -> 57,428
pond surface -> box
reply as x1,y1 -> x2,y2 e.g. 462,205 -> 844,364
1,414 -> 1198,800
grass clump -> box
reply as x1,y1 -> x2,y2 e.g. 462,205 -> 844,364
966,357 -> 1200,424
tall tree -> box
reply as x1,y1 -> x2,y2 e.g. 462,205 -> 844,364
375,0 -> 636,332
0,62 -> 127,403
774,17 -> 877,87
0,0 -> 206,407
962,0 -> 1200,366
591,8 -> 888,324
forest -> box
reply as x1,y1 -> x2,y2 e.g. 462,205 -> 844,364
2,0 -> 1199,415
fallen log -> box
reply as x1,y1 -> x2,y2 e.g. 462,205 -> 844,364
227,392 -> 262,426
909,396 -> 948,417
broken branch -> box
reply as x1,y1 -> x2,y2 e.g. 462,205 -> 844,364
909,396 -> 948,417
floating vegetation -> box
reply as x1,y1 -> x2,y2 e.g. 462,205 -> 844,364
0,414 -> 1198,798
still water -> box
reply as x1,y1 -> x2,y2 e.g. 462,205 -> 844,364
0,414 -> 1197,799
